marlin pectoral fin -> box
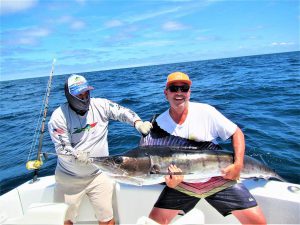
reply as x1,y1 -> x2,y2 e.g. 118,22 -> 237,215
150,164 -> 160,174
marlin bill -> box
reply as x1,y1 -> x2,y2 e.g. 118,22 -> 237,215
90,123 -> 283,186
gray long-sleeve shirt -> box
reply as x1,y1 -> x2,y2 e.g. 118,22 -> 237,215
48,98 -> 140,177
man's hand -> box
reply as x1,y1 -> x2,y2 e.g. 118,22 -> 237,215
221,163 -> 242,180
135,120 -> 152,135
165,165 -> 184,188
74,151 -> 91,164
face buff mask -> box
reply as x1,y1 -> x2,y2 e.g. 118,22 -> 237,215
64,82 -> 90,115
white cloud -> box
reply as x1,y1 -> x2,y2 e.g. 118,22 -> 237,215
0,0 -> 37,15
126,7 -> 181,23
17,37 -> 36,45
246,25 -> 264,31
132,40 -> 175,47
248,36 -> 258,40
27,27 -> 50,37
271,42 -> 294,46
243,35 -> 262,40
75,0 -> 85,5
57,15 -> 73,24
102,2 -> 216,29
55,16 -> 86,30
105,19 -> 123,28
162,21 -> 187,31
196,35 -> 220,41
71,20 -> 86,30
5,27 -> 51,46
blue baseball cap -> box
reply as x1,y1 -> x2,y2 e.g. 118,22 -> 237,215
67,74 -> 94,96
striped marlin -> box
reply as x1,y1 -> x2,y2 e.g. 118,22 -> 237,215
91,123 -> 283,186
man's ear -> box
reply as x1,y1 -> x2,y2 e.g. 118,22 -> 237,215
164,89 -> 168,99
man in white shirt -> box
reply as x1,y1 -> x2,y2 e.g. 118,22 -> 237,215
148,72 -> 266,225
48,74 -> 152,225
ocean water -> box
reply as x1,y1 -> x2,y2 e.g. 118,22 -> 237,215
0,51 -> 299,195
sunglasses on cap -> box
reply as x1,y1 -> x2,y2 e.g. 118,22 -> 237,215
167,84 -> 190,93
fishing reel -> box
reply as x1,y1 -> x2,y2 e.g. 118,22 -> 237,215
26,159 -> 43,170
25,152 -> 52,170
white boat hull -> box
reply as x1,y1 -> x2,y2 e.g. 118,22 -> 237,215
0,175 -> 299,225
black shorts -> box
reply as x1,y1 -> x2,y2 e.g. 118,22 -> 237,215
153,183 -> 258,216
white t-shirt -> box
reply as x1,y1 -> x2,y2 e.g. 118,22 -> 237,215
157,102 -> 237,183
48,98 -> 140,177
156,102 -> 237,144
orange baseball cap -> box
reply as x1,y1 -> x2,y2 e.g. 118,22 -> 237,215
166,72 -> 192,87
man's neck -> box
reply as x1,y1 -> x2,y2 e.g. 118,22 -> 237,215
169,103 -> 189,125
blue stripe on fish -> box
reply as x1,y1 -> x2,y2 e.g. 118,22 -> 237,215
139,120 -> 222,151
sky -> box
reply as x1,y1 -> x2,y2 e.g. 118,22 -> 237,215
0,0 -> 299,81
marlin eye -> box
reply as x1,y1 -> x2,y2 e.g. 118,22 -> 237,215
114,157 -> 123,164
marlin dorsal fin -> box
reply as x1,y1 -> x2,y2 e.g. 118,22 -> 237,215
139,120 -> 221,151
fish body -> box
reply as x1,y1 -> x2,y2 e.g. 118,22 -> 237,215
92,146 -> 282,186
91,121 -> 283,185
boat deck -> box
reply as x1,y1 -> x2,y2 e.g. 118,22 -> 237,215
1,175 -> 299,224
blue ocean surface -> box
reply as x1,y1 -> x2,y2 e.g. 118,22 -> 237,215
0,51 -> 299,195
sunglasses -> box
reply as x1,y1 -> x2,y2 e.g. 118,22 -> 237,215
168,85 -> 190,93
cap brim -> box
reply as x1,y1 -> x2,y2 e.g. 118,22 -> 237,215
71,86 -> 94,95
80,86 -> 94,93
166,80 -> 192,87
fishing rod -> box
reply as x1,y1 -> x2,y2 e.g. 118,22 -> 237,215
26,59 -> 56,182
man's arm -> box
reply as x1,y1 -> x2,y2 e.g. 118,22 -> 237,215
105,99 -> 152,135
48,111 -> 74,156
48,110 -> 89,163
222,127 -> 245,180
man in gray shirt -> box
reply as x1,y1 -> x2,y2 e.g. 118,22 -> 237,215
48,74 -> 151,225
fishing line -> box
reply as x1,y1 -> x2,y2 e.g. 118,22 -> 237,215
27,83 -> 49,161
26,59 -> 56,174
